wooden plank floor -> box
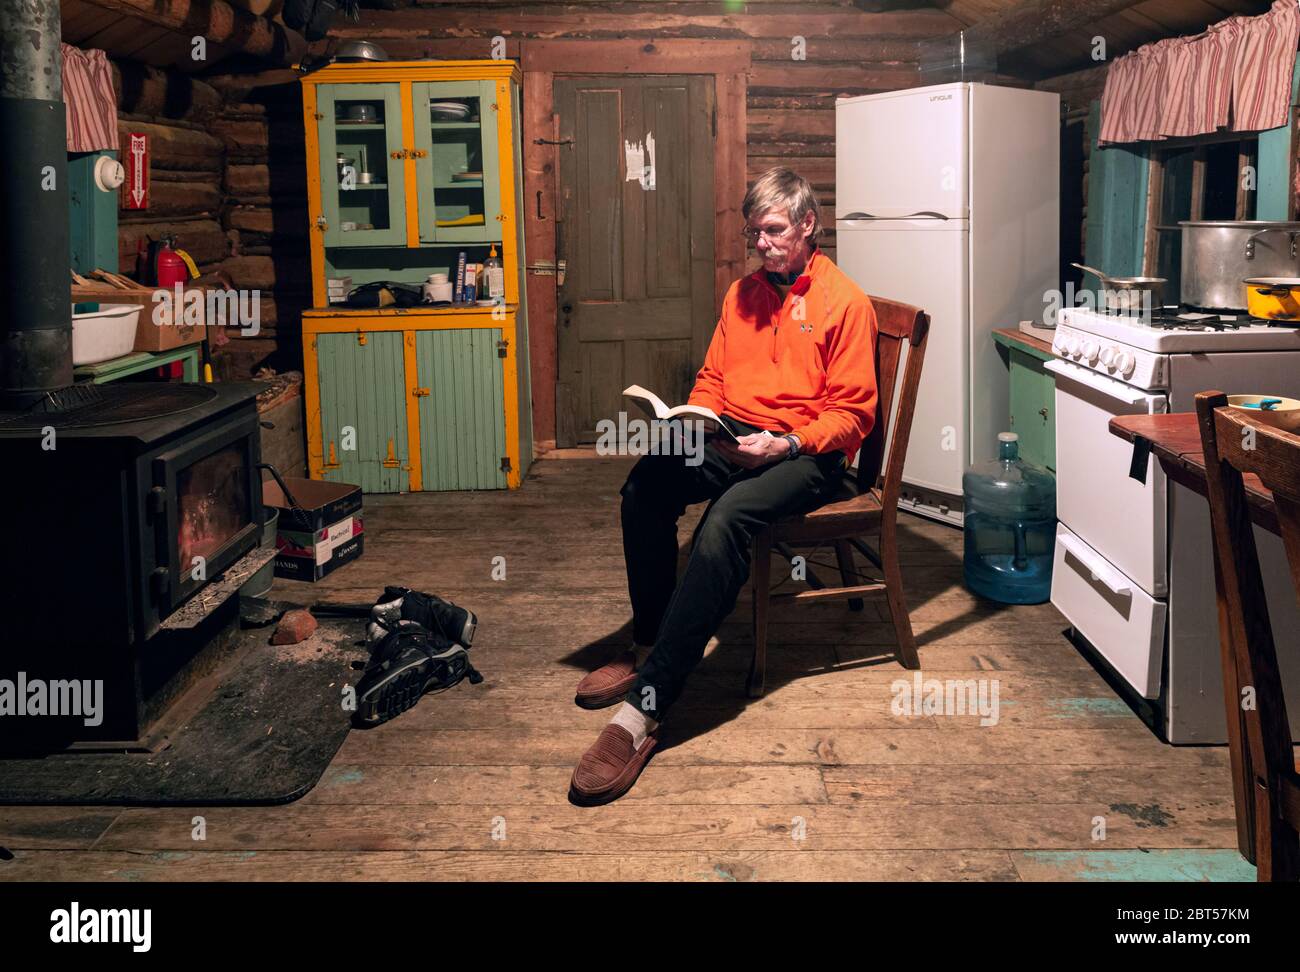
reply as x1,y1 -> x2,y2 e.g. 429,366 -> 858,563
0,456 -> 1257,881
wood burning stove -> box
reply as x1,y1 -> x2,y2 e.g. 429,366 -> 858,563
0,382 -> 265,743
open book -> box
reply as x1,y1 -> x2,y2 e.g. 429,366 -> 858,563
623,384 -> 740,442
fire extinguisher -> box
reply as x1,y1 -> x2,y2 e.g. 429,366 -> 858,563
156,236 -> 188,288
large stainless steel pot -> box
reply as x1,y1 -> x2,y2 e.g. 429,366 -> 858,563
1179,220 -> 1300,310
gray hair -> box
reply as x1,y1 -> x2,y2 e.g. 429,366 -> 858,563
742,166 -> 823,242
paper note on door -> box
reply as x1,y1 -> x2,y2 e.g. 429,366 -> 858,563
624,132 -> 656,190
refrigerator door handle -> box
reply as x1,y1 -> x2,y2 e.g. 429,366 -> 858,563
840,211 -> 950,221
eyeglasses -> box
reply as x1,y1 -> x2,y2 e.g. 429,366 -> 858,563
741,223 -> 795,243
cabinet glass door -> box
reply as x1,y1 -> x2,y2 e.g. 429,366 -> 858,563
317,82 -> 408,248
413,80 -> 502,243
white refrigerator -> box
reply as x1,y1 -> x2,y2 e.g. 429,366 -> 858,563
835,82 -> 1060,526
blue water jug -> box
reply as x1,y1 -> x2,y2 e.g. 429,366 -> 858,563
962,432 -> 1056,604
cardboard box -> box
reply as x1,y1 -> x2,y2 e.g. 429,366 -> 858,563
273,514 -> 365,582
262,477 -> 362,533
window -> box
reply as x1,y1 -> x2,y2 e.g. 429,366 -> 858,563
1143,134 -> 1259,301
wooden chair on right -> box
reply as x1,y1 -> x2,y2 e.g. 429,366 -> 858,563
1196,390 -> 1300,881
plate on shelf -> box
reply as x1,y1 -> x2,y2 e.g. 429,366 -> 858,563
451,171 -> 483,182
429,101 -> 471,119
436,214 -> 486,227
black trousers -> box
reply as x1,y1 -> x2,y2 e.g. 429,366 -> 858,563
620,416 -> 847,721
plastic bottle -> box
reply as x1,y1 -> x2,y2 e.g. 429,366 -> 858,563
962,432 -> 1056,604
484,244 -> 505,303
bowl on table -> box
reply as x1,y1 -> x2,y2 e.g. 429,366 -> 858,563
1226,394 -> 1300,433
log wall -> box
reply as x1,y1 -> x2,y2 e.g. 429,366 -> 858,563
328,2 -> 967,266
110,59 -> 306,378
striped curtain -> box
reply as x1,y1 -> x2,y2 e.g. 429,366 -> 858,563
1099,0 -> 1299,146
61,44 -> 118,153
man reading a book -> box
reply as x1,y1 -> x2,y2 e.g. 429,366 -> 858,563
569,166 -> 880,805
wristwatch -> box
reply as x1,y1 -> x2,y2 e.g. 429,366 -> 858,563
781,433 -> 801,460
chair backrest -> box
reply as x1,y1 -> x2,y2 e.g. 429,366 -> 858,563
1195,390 -> 1300,812
856,295 -> 930,508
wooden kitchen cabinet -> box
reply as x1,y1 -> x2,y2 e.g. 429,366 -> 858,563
993,329 -> 1056,473
300,60 -> 533,492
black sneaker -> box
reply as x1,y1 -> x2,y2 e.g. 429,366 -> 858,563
353,624 -> 482,728
368,586 -> 477,647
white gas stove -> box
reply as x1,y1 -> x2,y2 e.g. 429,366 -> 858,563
1048,304 -> 1300,744
1055,306 -> 1300,391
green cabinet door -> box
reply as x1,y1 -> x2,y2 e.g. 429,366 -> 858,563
316,331 -> 411,493
415,329 -> 508,489
413,80 -> 502,244
1008,347 -> 1056,473
317,82 -> 409,248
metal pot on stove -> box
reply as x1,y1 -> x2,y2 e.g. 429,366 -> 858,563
1179,220 -> 1300,310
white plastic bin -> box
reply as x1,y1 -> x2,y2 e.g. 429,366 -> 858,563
71,303 -> 141,365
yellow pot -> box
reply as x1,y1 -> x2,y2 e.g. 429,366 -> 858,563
1244,277 -> 1300,320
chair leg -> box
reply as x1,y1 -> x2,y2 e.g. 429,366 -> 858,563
880,528 -> 920,670
1253,781 -> 1300,881
835,539 -> 864,612
748,528 -> 772,698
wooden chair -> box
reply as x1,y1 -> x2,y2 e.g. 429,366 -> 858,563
748,296 -> 930,697
1196,390 -> 1300,882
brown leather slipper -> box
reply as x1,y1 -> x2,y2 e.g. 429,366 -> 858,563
568,723 -> 658,806
574,650 -> 638,709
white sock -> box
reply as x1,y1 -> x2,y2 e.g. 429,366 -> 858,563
610,701 -> 658,749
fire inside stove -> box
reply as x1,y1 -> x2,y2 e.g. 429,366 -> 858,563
176,442 -> 250,569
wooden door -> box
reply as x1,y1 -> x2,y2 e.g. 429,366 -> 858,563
415,328 -> 509,490
553,75 -> 716,446
315,331 -> 410,493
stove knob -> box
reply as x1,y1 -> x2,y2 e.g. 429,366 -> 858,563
1082,341 -> 1099,364
1116,351 -> 1136,378
1099,346 -> 1116,367
1065,337 -> 1080,356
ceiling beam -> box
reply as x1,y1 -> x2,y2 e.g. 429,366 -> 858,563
77,0 -> 307,66
918,0 -> 1148,71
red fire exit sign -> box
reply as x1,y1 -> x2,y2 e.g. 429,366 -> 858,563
122,132 -> 149,210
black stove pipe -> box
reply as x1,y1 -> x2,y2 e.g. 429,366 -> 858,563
0,0 -> 74,408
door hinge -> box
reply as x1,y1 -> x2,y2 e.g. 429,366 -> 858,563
500,456 -> 512,473
497,339 -> 509,358
382,438 -> 401,468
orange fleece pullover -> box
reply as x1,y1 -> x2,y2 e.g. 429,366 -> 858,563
686,247 -> 879,458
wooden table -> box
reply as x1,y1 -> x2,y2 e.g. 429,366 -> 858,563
1110,411 -> 1279,867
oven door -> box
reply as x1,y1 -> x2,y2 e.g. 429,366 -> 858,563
1044,358 -> 1168,596
149,409 -> 262,619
